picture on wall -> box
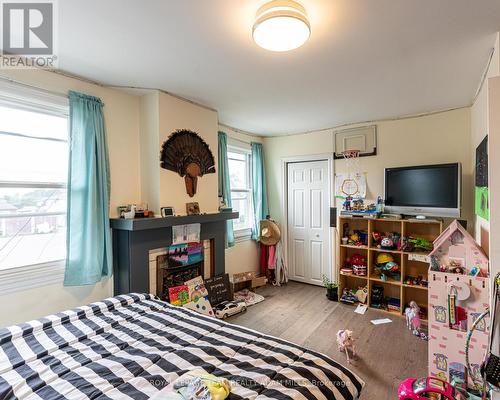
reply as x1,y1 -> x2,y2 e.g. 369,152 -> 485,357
475,136 -> 489,221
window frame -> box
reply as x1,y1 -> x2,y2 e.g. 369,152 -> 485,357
227,142 -> 253,241
0,80 -> 69,293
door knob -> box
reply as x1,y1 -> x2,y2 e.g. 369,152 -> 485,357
315,234 -> 320,238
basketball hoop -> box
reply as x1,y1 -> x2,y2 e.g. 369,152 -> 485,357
341,149 -> 360,159
340,149 -> 362,197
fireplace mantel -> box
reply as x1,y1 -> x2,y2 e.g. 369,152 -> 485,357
111,212 -> 238,296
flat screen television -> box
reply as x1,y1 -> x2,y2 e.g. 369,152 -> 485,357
384,163 -> 461,218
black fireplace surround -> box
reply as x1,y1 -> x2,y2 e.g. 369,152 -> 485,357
110,212 -> 238,296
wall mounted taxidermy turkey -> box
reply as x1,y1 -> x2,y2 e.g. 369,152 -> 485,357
160,129 -> 216,197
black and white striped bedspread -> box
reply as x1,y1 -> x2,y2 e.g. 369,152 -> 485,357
0,293 -> 364,399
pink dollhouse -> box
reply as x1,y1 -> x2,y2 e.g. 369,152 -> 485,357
428,220 -> 489,390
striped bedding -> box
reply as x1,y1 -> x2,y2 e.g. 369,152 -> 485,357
0,293 -> 364,400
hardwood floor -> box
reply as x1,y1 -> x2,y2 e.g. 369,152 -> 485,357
228,281 -> 427,399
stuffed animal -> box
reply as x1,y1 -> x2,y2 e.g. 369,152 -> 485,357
336,329 -> 356,364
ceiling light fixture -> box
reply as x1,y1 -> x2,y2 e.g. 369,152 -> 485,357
252,0 -> 310,52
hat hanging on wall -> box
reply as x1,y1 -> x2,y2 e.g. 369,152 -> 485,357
160,129 -> 216,197
260,219 -> 281,246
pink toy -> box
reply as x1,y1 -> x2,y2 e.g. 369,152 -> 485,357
428,220 -> 490,389
398,377 -> 466,400
405,301 -> 421,336
336,329 -> 356,364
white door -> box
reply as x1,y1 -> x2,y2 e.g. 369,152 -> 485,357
287,160 -> 331,286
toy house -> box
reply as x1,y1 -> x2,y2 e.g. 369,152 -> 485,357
428,220 -> 489,390
429,220 -> 489,276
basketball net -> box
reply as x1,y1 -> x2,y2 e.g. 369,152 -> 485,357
340,150 -> 362,197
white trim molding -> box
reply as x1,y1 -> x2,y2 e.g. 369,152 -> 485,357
0,260 -> 65,295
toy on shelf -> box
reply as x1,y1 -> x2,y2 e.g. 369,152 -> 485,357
375,253 -> 400,281
387,297 -> 401,312
404,275 -> 428,288
409,237 -> 434,252
355,286 -> 368,303
336,329 -> 356,364
341,222 -> 369,247
341,197 -> 378,217
346,253 -> 367,276
340,288 -> 359,304
370,284 -> 384,308
340,286 -> 368,304
372,231 -> 400,250
405,301 -> 422,336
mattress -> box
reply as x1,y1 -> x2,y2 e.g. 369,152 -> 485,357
0,293 -> 363,399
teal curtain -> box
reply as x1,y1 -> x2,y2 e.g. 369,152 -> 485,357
251,142 -> 269,240
218,131 -> 235,248
64,91 -> 112,286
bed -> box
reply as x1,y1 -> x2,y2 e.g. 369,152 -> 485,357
0,293 -> 364,399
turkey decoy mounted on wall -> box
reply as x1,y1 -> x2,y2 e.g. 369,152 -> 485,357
160,129 -> 216,197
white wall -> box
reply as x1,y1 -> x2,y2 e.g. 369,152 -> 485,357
0,69 -> 141,326
264,108 -> 473,279
470,33 -> 500,257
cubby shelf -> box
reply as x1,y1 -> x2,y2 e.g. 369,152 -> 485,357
338,216 -> 443,319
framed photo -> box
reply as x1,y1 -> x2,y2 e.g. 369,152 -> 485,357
161,206 -> 174,217
186,202 -> 200,215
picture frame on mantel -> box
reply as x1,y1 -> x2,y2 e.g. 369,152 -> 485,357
186,202 -> 200,215
161,207 -> 175,217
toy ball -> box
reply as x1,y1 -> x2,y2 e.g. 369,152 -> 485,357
380,237 -> 394,248
376,253 -> 394,265
385,261 -> 399,272
350,233 -> 360,242
350,253 -> 366,266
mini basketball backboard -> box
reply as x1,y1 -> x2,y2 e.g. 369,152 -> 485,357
334,125 -> 377,159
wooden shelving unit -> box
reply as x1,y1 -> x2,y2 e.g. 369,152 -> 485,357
338,216 -> 443,319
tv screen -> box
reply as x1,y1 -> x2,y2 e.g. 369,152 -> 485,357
385,163 -> 460,217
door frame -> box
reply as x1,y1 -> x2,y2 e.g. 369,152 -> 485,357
280,153 -> 336,284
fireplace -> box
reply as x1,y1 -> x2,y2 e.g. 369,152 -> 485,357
149,241 -> 210,301
111,212 -> 238,295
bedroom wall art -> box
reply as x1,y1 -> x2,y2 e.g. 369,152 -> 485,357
475,135 -> 489,220
160,129 -> 216,197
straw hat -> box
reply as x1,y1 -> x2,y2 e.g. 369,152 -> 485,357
260,219 -> 281,246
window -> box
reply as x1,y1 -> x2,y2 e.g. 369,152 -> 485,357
0,85 -> 68,280
228,144 -> 253,238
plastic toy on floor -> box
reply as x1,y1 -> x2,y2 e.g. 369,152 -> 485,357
397,377 -> 468,400
336,329 -> 356,364
405,301 -> 421,336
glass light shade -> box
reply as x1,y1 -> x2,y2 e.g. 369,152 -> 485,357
253,1 -> 310,52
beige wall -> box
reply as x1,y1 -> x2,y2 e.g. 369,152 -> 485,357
264,108 -> 473,279
0,69 -> 141,326
470,32 -> 500,256
158,92 -> 219,214
220,125 -> 263,275
140,91 -> 161,213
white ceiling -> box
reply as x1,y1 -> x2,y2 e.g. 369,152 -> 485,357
58,0 -> 500,135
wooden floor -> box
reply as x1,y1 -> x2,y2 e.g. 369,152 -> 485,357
228,281 -> 427,399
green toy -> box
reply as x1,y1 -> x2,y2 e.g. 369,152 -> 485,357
409,237 -> 433,252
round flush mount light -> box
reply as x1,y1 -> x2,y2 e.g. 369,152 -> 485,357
252,0 -> 310,52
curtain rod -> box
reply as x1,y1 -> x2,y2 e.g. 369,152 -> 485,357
0,74 -> 68,98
